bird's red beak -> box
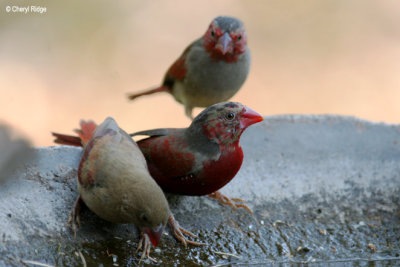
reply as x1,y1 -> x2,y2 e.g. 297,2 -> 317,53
240,107 -> 264,129
142,224 -> 164,247
216,32 -> 232,55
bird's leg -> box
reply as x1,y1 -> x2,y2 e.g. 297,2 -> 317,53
168,214 -> 206,246
184,105 -> 194,120
137,232 -> 157,263
208,191 -> 253,214
67,195 -> 84,238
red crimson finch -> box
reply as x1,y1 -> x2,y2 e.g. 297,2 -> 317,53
131,102 -> 263,211
127,16 -> 251,119
53,102 -> 263,212
55,117 -> 202,262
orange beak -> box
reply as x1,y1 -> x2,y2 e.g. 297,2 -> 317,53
240,107 -> 264,129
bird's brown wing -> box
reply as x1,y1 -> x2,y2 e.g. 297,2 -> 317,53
162,39 -> 201,87
77,118 -> 121,186
130,128 -> 185,138
137,133 -> 195,183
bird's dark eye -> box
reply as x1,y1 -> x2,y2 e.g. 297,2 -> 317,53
211,31 -> 215,37
237,35 -> 242,40
225,112 -> 235,120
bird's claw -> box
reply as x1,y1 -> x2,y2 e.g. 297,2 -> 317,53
137,233 -> 157,263
67,196 -> 83,238
208,191 -> 253,214
168,215 -> 206,247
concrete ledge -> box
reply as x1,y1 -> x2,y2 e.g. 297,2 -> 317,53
1,115 -> 399,266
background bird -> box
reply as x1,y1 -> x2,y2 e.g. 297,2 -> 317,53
53,102 -> 263,212
55,117 -> 202,262
0,124 -> 33,185
127,16 -> 251,119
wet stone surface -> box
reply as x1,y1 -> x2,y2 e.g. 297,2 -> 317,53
1,115 -> 400,266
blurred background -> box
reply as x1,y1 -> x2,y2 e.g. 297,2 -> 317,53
1,0 -> 399,146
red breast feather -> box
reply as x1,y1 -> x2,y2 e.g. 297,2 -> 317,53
136,102 -> 263,196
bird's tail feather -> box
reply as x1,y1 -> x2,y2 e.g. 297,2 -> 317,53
52,120 -> 97,147
75,120 -> 97,144
127,86 -> 169,100
52,133 -> 82,147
